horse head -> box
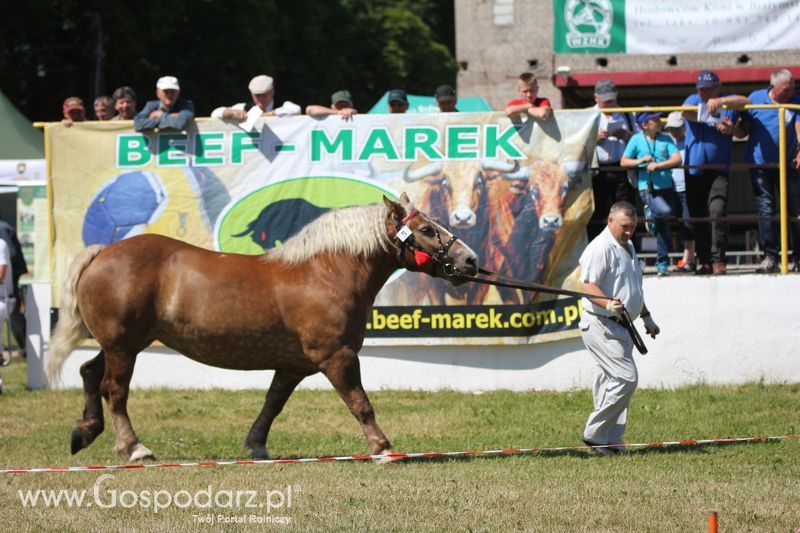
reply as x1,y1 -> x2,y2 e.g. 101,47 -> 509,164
384,193 -> 478,284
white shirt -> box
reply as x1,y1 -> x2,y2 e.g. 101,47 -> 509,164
0,239 -> 13,298
594,106 -> 636,164
671,137 -> 686,193
210,100 -> 302,119
579,227 -> 644,322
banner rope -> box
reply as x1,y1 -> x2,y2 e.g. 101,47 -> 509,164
1,434 -> 797,475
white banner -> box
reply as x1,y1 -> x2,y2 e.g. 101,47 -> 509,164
554,0 -> 800,54
626,0 -> 800,54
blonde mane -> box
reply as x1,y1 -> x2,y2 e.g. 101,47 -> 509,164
264,203 -> 392,264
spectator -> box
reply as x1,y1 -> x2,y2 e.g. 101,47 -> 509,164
0,220 -> 27,358
664,112 -> 696,272
211,74 -> 300,121
111,86 -> 137,120
579,201 -> 660,455
621,111 -> 682,276
305,90 -> 357,121
741,68 -> 800,273
134,76 -> 195,132
434,85 -> 458,112
505,72 -> 551,120
588,78 -> 638,240
681,70 -> 749,275
93,96 -> 115,121
387,89 -> 409,114
61,97 -> 86,127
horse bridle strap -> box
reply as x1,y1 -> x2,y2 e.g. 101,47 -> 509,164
393,210 -> 462,276
462,267 -> 648,355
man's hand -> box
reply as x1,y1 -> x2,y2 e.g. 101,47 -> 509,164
707,97 -> 724,116
148,109 -> 164,119
223,108 -> 248,121
640,155 -> 653,166
716,117 -> 734,135
646,161 -> 660,172
605,298 -> 624,317
615,128 -> 633,141
597,129 -> 609,142
339,108 -> 357,121
642,315 -> 660,338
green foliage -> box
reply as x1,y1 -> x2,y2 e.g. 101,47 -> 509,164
0,0 -> 456,121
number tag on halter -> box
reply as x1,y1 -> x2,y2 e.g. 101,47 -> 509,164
396,225 -> 413,242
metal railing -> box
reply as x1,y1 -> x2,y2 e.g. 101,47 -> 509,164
602,103 -> 800,275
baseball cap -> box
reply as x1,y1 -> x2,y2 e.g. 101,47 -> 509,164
62,97 -> 84,112
331,90 -> 353,106
434,85 -> 456,102
636,110 -> 663,127
387,89 -> 408,104
156,76 -> 180,91
594,78 -> 618,101
248,75 -> 274,94
696,70 -> 720,88
665,111 -> 684,128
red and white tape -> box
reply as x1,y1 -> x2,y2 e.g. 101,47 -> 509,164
2,434 -> 797,475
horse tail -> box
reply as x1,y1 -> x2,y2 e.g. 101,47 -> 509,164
46,245 -> 106,387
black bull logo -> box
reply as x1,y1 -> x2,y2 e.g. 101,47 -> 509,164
233,198 -> 331,249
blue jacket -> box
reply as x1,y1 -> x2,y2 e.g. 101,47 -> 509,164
134,98 -> 195,131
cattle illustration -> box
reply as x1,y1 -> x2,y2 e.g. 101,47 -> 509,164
502,159 -> 586,285
394,159 -> 520,305
233,198 -> 331,250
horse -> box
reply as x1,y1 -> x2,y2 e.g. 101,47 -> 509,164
47,193 -> 478,462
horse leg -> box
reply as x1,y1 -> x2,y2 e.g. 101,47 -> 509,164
70,352 -> 105,454
100,349 -> 154,461
244,371 -> 305,459
322,351 -> 397,460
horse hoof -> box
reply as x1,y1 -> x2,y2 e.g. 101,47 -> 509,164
246,444 -> 269,459
375,448 -> 405,464
129,443 -> 156,462
70,427 -> 85,455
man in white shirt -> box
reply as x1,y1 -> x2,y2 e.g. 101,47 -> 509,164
211,74 -> 300,121
589,79 -> 638,240
579,201 -> 660,455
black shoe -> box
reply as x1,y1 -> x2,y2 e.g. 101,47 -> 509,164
582,439 -> 616,456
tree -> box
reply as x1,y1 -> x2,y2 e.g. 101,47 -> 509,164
0,0 -> 456,121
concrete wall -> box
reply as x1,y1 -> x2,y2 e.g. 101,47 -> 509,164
455,0 -> 800,109
28,274 -> 800,392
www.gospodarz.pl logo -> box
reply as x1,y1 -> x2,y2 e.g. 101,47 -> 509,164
17,474 -> 300,516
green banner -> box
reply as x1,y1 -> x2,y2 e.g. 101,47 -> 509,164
553,0 -> 626,54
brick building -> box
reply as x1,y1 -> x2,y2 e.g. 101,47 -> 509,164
455,0 -> 800,110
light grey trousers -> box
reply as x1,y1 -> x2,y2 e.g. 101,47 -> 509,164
580,312 -> 639,445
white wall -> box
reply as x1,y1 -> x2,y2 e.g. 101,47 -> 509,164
29,275 -> 800,392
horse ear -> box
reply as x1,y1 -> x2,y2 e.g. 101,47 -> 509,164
399,191 -> 411,204
383,195 -> 405,219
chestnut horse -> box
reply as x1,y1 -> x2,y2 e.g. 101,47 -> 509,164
47,194 -> 478,462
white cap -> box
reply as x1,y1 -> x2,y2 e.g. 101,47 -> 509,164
156,76 -> 180,91
666,111 -> 685,128
248,75 -> 274,94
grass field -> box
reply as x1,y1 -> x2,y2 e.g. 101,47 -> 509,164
1,361 -> 798,531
